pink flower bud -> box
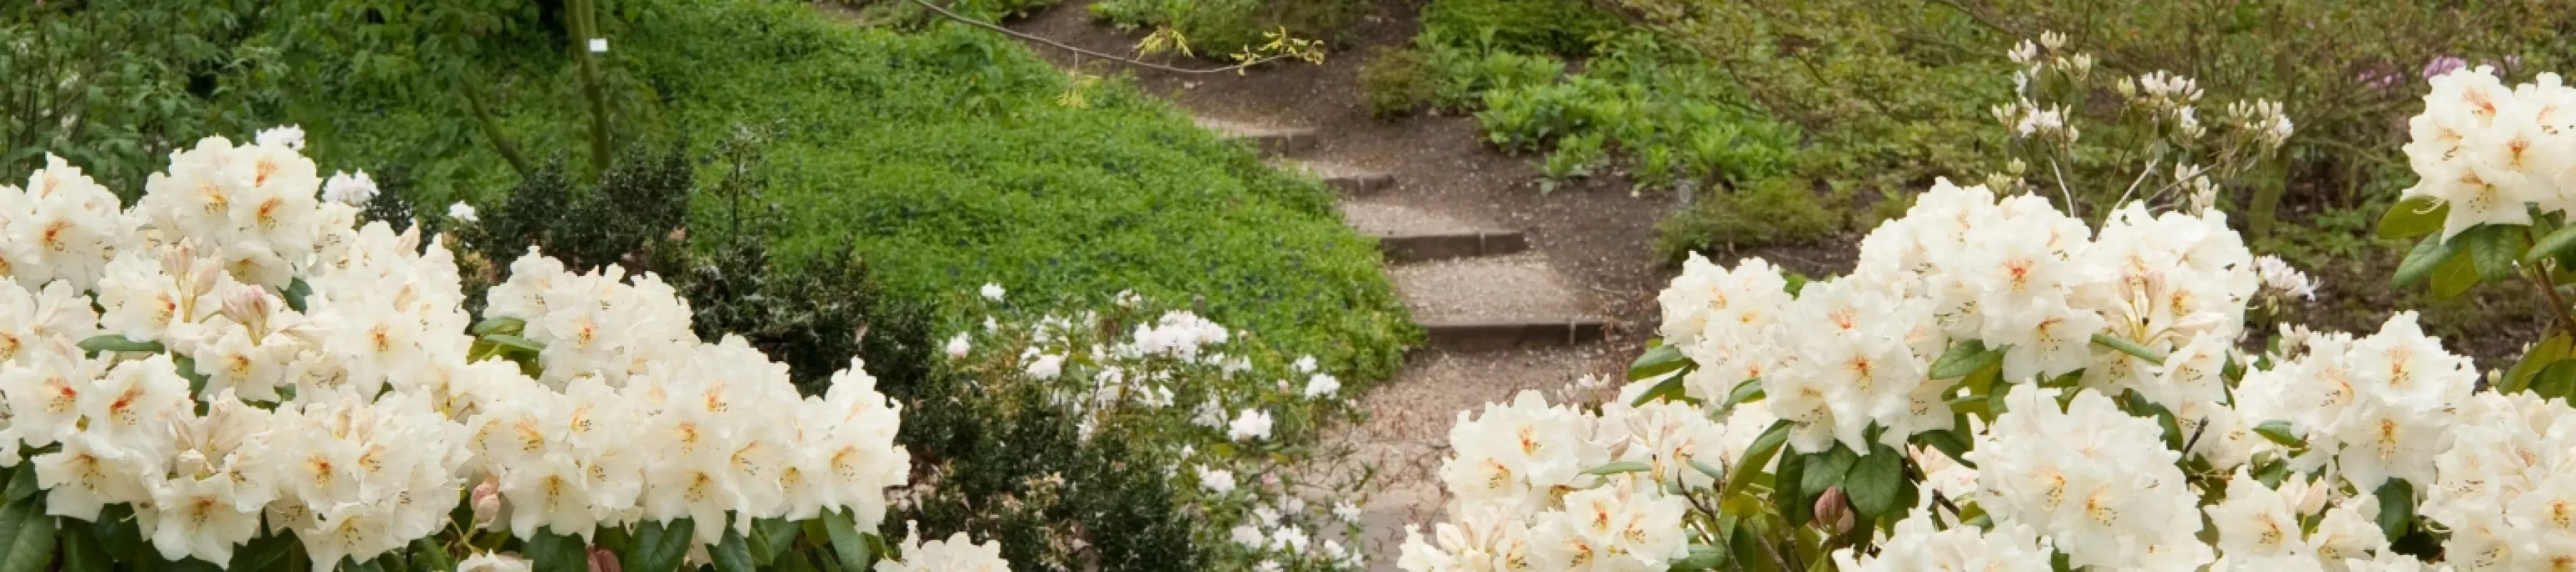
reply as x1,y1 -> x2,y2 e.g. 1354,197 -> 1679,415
588,546 -> 621,572
472,475 -> 502,528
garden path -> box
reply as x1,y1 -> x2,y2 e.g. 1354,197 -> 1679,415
994,1 -> 1676,567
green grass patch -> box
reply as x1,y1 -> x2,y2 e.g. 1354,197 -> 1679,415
298,0 -> 1413,381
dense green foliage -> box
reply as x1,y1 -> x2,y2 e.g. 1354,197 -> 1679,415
1089,0 -> 1365,56
1418,0 -> 1621,56
1653,177 -> 1845,257
263,0 -> 1410,383
0,1 -> 278,197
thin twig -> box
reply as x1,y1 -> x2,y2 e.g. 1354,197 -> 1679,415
2049,156 -> 2079,218
2520,227 -> 2576,342
2114,155 -> 2161,209
903,0 -> 1297,74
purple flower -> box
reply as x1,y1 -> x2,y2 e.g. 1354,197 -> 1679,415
2423,56 -> 2468,79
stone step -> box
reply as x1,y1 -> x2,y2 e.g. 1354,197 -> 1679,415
1389,254 -> 1606,351
1340,202 -> 1529,262
1195,116 -> 1317,157
1277,159 -> 1394,195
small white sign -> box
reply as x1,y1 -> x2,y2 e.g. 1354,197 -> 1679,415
588,38 -> 608,53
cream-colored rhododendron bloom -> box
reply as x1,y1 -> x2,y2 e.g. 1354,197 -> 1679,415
0,134 -> 939,570
1393,164 -> 2532,570
875,523 -> 1011,572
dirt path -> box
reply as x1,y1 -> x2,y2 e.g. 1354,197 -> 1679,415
1000,2 -> 1674,567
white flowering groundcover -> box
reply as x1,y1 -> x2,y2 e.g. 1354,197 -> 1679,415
931,288 -> 1370,571
1393,65 -> 2576,571
0,134 -> 1006,571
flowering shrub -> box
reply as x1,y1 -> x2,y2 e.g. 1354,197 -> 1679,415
1390,62 -> 2576,569
0,132 -> 1006,571
917,288 -> 1370,571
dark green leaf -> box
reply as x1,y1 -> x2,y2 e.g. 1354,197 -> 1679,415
228,531 -> 296,571
2465,224 -> 2519,283
2089,333 -> 2165,365
2534,361 -> 2576,401
526,528 -> 590,572
2375,478 -> 2415,541
748,518 -> 800,565
409,538 -> 454,572
1628,370 -> 1689,407
1843,443 -> 1906,518
1584,461 -> 1654,476
623,518 -> 693,572
0,495 -> 57,572
283,279 -> 313,313
1670,544 -> 1724,571
712,526 -> 757,572
173,355 -> 210,394
1800,447 -> 1857,497
88,504 -> 140,558
820,512 -> 876,572
481,334 -> 547,354
59,524 -> 110,572
2376,196 -> 2446,240
2254,420 -> 2301,448
1687,458 -> 1727,481
1720,420 -> 1792,500
1721,378 -> 1765,410
2393,233 -> 2463,288
3,467 -> 35,503
1929,340 -> 2003,379
470,317 -> 527,336
75,335 -> 163,355
2431,252 -> 2480,298
2507,333 -> 2573,393
2531,221 -> 2576,265
1628,343 -> 1691,382
1775,451 -> 1812,528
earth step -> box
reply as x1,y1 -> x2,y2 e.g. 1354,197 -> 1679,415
1194,116 -> 1317,157
1389,254 -> 1608,351
1340,202 -> 1529,262
1277,159 -> 1394,195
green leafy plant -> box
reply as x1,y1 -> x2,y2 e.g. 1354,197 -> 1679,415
0,1 -> 278,197
1360,48 -> 1435,117
1654,176 -> 1845,257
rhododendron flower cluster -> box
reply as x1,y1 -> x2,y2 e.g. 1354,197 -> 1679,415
1398,164 -> 2576,570
2399,66 -> 2576,237
0,135 -> 967,570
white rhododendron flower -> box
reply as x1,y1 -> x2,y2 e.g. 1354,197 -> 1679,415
1229,408 -> 1274,441
875,523 -> 1010,572
0,133 -> 962,571
447,202 -> 479,223
1833,513 -> 2053,572
2399,66 -> 2576,238
321,170 -> 377,206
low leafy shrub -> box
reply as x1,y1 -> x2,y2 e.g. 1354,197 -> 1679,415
1422,43 -> 1565,109
1652,177 -> 1844,257
1360,49 -> 1436,117
909,290 -> 1370,571
1420,0 -> 1624,56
